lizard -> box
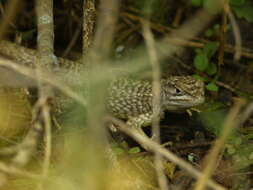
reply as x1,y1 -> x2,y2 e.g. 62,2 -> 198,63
0,40 -> 205,147
107,76 -> 205,138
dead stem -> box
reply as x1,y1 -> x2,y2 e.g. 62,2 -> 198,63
225,3 -> 242,61
0,0 -> 19,40
194,99 -> 245,190
107,116 -> 226,190
142,21 -> 169,190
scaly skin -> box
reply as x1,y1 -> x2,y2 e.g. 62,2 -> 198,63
107,76 -> 205,137
0,40 -> 205,149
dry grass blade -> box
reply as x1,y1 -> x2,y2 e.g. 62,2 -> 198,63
108,116 -> 227,190
142,21 -> 169,190
194,99 -> 245,190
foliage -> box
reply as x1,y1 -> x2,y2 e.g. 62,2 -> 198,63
111,141 -> 141,155
232,3 -> 253,22
128,0 -> 172,23
193,42 -> 219,91
191,0 -> 253,22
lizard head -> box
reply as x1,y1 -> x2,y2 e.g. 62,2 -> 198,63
161,76 -> 205,111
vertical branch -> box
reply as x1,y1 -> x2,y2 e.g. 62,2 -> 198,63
81,1 -> 120,189
142,21 -> 169,190
92,0 -> 120,60
83,0 -> 96,55
0,0 -> 19,40
9,0 -> 55,173
35,0 -> 55,178
85,0 -> 120,135
218,2 -> 227,67
36,0 -> 55,68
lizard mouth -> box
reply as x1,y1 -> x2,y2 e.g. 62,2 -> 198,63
165,96 -> 205,110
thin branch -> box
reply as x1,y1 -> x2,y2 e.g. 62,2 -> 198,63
0,0 -> 19,40
121,11 -> 253,59
218,2 -> 227,66
91,0 -> 120,58
62,25 -> 82,57
42,103 -> 52,178
142,21 -> 168,190
238,101 -> 253,127
0,161 -> 41,180
194,99 -> 245,190
35,0 -> 55,179
225,3 -> 242,61
106,116 -> 226,190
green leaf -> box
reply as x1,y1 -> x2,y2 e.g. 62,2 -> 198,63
234,137 -> 242,146
203,42 -> 218,58
232,5 -> 253,23
200,109 -> 226,136
112,147 -> 124,155
205,28 -> 214,37
121,141 -> 129,149
195,48 -> 202,54
230,0 -> 245,6
203,0 -> 223,14
194,53 -> 209,71
192,74 -> 204,81
226,145 -> 236,154
203,75 -> 210,82
206,63 -> 217,75
128,147 -> 141,154
249,152 -> 253,160
206,82 -> 219,91
191,0 -> 203,6
21,29 -> 36,40
213,24 -> 220,30
187,153 -> 195,162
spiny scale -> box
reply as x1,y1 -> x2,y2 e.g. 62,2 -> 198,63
107,76 -> 205,129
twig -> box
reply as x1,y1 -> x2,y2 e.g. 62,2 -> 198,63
42,103 -> 52,178
62,25 -> 82,57
142,21 -> 168,190
91,0 -> 120,58
172,7 -> 184,28
0,161 -> 41,180
0,0 -> 19,40
0,2 -> 17,29
238,101 -> 253,127
194,99 -> 245,190
36,0 -> 54,180
121,11 -> 253,59
106,116 -> 226,190
218,2 -> 227,66
225,3 -> 242,61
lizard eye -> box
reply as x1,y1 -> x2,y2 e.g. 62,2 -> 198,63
175,88 -> 181,94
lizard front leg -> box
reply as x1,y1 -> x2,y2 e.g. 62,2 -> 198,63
126,112 -> 155,150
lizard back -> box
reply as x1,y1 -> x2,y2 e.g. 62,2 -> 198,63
107,78 -> 153,119
106,76 -> 205,120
